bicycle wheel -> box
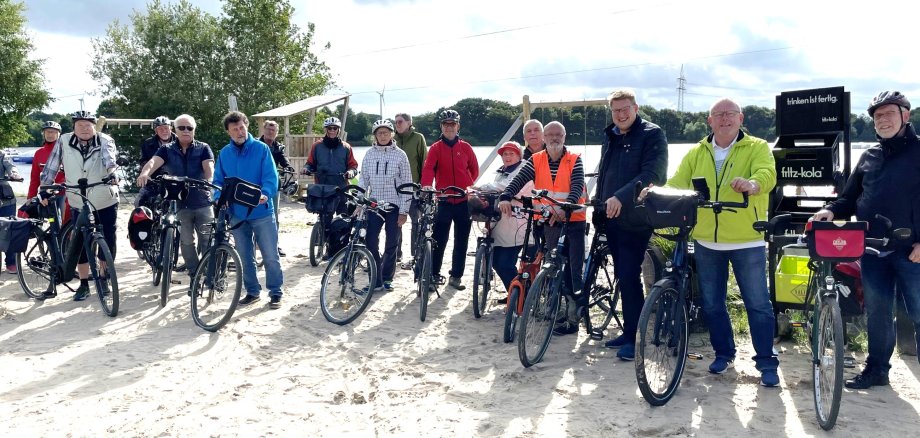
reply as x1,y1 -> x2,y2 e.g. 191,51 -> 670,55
190,245 -> 242,331
472,245 -> 492,319
88,237 -> 119,317
518,269 -> 560,368
418,240 -> 432,322
159,227 -> 176,307
635,280 -> 688,406
814,296 -> 844,430
309,224 -> 325,267
147,223 -> 163,286
503,285 -> 522,343
584,249 -> 617,334
320,246 -> 377,325
17,226 -> 54,299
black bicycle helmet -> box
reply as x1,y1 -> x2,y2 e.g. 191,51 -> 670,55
439,109 -> 460,123
71,110 -> 97,123
152,116 -> 171,128
867,91 -> 911,117
41,121 -> 62,132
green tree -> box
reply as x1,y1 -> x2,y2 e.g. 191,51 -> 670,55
741,105 -> 775,141
0,0 -> 51,146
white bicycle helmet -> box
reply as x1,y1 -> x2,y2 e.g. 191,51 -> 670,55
372,119 -> 394,133
323,117 -> 342,128
41,121 -> 62,132
152,116 -> 171,128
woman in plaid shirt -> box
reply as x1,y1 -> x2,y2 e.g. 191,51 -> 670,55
359,120 -> 412,292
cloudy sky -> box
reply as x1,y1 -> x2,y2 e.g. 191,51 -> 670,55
22,0 -> 920,119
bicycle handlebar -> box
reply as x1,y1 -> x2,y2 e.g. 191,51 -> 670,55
530,189 -> 587,212
396,182 -> 466,199
0,176 -> 24,183
40,173 -> 118,195
337,184 -> 395,213
156,174 -> 221,191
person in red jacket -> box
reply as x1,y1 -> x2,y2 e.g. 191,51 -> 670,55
25,121 -> 69,223
420,109 -> 479,290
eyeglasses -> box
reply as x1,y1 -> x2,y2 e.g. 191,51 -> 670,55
395,120 -> 407,124
325,126 -> 340,131
611,105 -> 634,115
711,111 -> 740,119
176,126 -> 194,132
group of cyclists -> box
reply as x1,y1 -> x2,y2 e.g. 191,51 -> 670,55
7,88 -> 919,403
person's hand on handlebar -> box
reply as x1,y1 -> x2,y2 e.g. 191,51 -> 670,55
811,209 -> 834,222
345,169 -> 357,179
499,200 -> 512,217
137,173 -> 150,188
636,183 -> 656,202
729,177 -> 759,195
605,195 -> 622,218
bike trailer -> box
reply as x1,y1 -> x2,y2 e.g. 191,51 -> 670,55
305,184 -> 340,214
127,206 -> 155,250
636,187 -> 699,229
0,217 -> 31,252
805,220 -> 867,262
327,216 -> 354,254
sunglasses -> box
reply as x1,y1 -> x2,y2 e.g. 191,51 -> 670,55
176,126 -> 195,131
325,126 -> 340,131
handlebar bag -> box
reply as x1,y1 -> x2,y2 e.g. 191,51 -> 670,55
637,188 -> 699,229
806,220 -> 867,262
0,183 -> 14,200
218,177 -> 262,209
0,217 -> 32,252
305,184 -> 340,214
161,178 -> 189,202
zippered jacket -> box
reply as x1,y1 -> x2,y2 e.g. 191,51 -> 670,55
666,131 -> 776,243
420,135 -> 479,204
358,143 -> 412,213
394,127 -> 427,183
213,133 -> 278,221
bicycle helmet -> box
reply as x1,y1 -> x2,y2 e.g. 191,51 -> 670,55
439,109 -> 460,123
323,117 -> 342,128
71,110 -> 97,123
41,121 -> 62,132
152,116 -> 171,128
372,119 -> 394,133
867,90 -> 911,117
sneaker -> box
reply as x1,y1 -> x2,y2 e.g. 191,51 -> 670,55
617,343 -> 636,361
382,281 -> 393,292
604,335 -> 630,349
760,369 -> 780,387
845,368 -> 889,389
269,296 -> 281,309
6,265 -> 17,274
358,284 -> 384,296
238,294 -> 260,306
73,284 -> 90,301
552,323 -> 579,336
278,248 -> 287,257
448,276 -> 465,290
709,357 -> 734,374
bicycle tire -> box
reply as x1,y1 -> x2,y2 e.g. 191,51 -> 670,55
320,246 -> 377,325
472,245 -> 491,319
17,226 -> 54,299
148,222 -> 163,286
635,279 -> 688,406
419,240 -> 432,322
309,224 -> 325,267
503,286 -> 522,343
584,249 -> 617,334
518,269 -> 560,368
89,237 -> 119,317
190,245 -> 242,331
814,296 -> 844,430
160,227 -> 176,307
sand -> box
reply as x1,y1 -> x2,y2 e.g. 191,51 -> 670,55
1,202 -> 919,437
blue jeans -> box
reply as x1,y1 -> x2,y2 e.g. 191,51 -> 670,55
862,250 -> 920,370
492,245 -> 521,291
1,203 -> 15,267
605,219 -> 654,343
694,243 -> 778,371
230,214 -> 283,297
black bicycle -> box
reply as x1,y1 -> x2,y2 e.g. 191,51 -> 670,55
635,181 -> 748,406
18,176 -> 120,316
469,190 -> 502,319
396,183 -> 466,322
319,185 -> 393,325
278,167 -> 299,203
305,172 -> 348,267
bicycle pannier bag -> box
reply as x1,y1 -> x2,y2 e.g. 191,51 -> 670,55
806,220 -> 867,262
0,217 -> 31,252
127,207 -> 155,250
0,184 -> 14,200
305,184 -> 340,214
327,216 -> 354,255
636,187 -> 699,229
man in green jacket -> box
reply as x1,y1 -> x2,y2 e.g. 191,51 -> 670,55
394,112 -> 428,264
665,97 -> 780,387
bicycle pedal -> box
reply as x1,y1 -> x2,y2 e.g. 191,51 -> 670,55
687,353 -> 704,360
589,329 -> 603,341
790,322 -> 806,328
170,279 -> 181,285
843,356 -> 857,369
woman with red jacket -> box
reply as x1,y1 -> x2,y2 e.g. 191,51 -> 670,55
25,121 -> 69,223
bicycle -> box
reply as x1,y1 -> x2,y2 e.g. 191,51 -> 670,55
305,172 -> 348,267
469,190 -> 502,319
278,167 -> 300,203
516,189 -> 588,368
188,179 -> 245,332
319,185 -> 394,325
756,213 -> 909,430
502,195 -> 546,343
396,183 -> 466,322
17,175 -> 121,316
634,181 -> 748,406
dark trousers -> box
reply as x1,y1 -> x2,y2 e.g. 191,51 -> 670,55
1,203 -> 15,266
432,200 -> 472,279
543,221 -> 587,299
605,219 -> 653,342
71,204 -> 118,262
366,208 -> 400,286
492,245 -> 522,291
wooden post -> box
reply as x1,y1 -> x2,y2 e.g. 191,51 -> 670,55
523,95 -> 532,122
307,109 -> 316,135
284,116 -> 291,148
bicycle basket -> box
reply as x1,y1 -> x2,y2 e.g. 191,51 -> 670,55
305,184 -> 340,214
0,217 -> 32,252
636,187 -> 698,229
468,192 -> 501,222
805,220 -> 867,262
160,177 -> 188,202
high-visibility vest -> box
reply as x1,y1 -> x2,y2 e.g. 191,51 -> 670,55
532,150 -> 587,222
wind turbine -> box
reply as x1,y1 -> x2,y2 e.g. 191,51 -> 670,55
376,84 -> 386,121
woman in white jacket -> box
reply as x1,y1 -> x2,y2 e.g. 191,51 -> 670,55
473,141 -> 533,291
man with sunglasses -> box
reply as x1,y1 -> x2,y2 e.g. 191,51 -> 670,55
304,117 -> 358,258
136,116 -> 176,208
137,114 -> 215,278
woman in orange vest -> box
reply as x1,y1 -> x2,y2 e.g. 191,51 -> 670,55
498,121 -> 587,336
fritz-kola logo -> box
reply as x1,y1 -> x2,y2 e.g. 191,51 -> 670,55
781,166 -> 823,178
833,237 -> 846,250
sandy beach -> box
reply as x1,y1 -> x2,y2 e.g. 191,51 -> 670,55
1,201 -> 919,437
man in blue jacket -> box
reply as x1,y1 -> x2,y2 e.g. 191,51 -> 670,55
213,111 -> 284,309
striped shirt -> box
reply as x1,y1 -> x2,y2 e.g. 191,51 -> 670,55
500,147 -> 585,203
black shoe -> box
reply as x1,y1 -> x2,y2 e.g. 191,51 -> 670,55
238,294 -> 260,306
73,284 -> 90,301
552,323 -> 579,336
175,263 -> 187,272
278,248 -> 287,257
845,368 -> 889,389
269,296 -> 281,309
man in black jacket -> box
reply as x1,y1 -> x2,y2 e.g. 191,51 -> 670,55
814,90 -> 920,389
260,119 -> 293,256
135,116 -> 176,207
595,89 -> 668,360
